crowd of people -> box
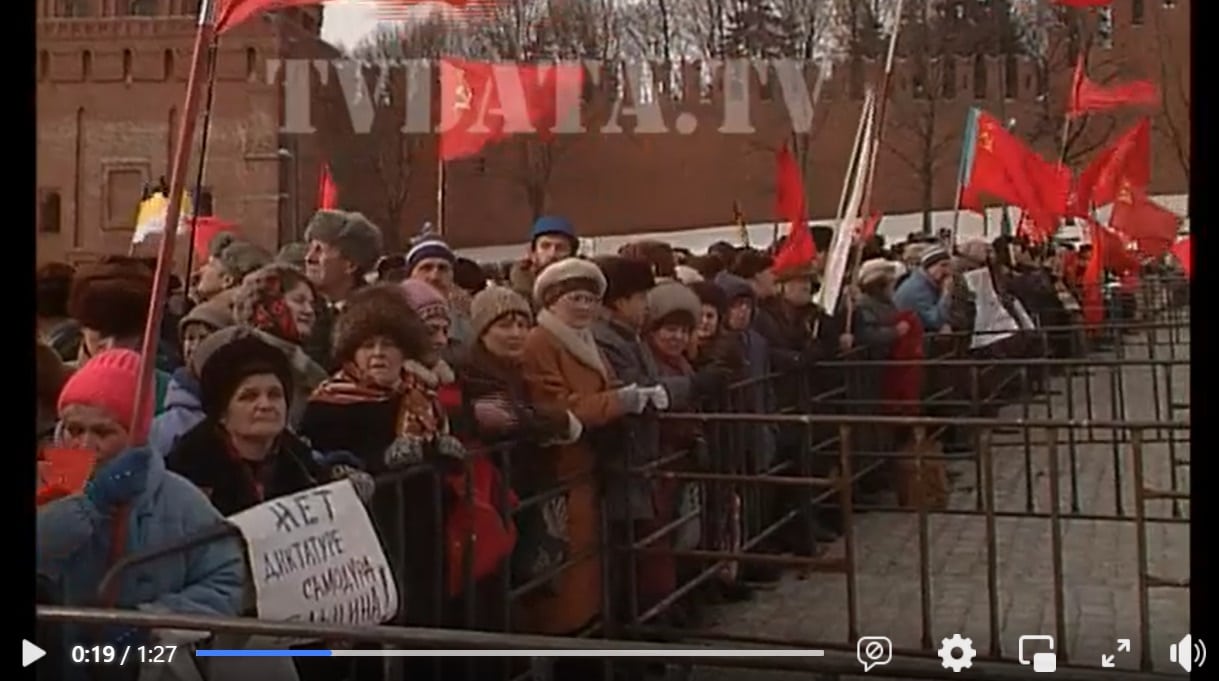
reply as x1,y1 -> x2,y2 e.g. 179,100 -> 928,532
34,209 -> 1183,681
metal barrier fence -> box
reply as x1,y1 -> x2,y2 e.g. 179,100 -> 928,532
37,276 -> 1190,680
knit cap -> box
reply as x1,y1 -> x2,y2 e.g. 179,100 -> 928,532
405,238 -> 456,275
921,246 -> 951,269
399,279 -> 450,324
857,258 -> 896,286
304,210 -> 384,272
57,349 -> 154,443
470,285 -> 532,340
530,215 -> 576,244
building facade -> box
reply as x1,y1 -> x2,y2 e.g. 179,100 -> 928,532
36,1 -> 1190,262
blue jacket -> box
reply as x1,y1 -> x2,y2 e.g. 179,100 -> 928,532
37,448 -> 244,680
149,368 -> 206,457
893,267 -> 952,332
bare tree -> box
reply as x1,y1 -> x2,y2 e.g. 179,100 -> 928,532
879,3 -> 971,233
1013,2 -> 1120,165
1151,6 -> 1189,178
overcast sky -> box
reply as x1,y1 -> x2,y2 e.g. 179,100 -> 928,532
320,1 -> 389,49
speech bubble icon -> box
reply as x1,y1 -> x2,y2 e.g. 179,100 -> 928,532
857,636 -> 893,673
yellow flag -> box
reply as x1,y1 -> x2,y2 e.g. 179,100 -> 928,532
131,191 -> 194,244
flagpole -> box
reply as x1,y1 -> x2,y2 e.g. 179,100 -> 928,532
436,157 -> 446,237
183,37 -> 221,281
129,0 -> 217,440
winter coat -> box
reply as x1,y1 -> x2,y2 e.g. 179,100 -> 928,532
37,449 -> 245,681
894,268 -> 953,333
165,421 -> 325,516
518,311 -> 628,635
593,316 -> 693,521
148,368 -> 205,458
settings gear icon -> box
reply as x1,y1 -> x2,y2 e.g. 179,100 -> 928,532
938,634 -> 977,672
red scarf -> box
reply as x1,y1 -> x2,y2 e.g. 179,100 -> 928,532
882,311 -> 925,416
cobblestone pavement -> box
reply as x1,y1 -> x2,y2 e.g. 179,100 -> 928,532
689,323 -> 1190,680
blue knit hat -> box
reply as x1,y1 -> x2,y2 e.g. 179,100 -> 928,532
530,215 -> 576,244
406,238 -> 456,274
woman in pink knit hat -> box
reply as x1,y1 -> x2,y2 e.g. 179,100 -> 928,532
38,350 -> 245,681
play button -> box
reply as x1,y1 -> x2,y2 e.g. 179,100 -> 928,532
23,640 -> 46,667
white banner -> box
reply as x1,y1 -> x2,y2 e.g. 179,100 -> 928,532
227,480 -> 398,629
965,269 -> 1019,349
818,89 -> 877,317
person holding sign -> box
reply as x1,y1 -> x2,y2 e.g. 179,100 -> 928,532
37,350 -> 245,681
165,329 -> 371,516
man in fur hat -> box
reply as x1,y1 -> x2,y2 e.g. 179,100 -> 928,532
302,210 -> 384,367
192,238 -> 271,304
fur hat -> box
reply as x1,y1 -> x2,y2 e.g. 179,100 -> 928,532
68,258 -> 153,337
276,242 -> 308,270
533,257 -> 607,307
857,258 -> 897,286
178,297 -> 235,338
729,249 -> 773,280
37,262 -> 75,318
304,210 -> 384,273
470,285 -> 532,340
399,279 -> 450,324
332,284 -> 431,364
208,231 -> 239,259
215,240 -> 271,281
595,255 -> 656,305
194,328 -> 294,418
647,282 -> 701,330
688,280 -> 728,315
618,240 -> 677,279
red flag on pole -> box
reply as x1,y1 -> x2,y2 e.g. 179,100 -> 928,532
770,145 -> 815,274
1109,191 -> 1180,258
858,212 -> 883,243
1074,118 -> 1151,213
439,60 -> 584,162
318,163 -> 338,210
1067,58 -> 1158,118
1171,236 -> 1191,279
215,0 -> 333,34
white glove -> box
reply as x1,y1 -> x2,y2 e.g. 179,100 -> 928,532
643,385 -> 670,411
616,384 -> 647,415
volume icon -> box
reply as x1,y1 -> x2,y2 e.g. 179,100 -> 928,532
1169,634 -> 1206,672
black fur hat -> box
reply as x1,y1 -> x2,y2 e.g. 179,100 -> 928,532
195,328 -> 295,418
594,255 -> 656,305
67,258 -> 154,337
331,284 -> 431,365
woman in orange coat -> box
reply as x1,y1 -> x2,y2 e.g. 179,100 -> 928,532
518,258 -> 646,640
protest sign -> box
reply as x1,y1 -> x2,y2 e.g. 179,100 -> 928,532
965,269 -> 1020,349
227,480 -> 398,628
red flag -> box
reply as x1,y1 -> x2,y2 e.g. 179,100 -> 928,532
318,163 -> 338,210
439,60 -> 584,162
1053,0 -> 1112,6
1068,58 -> 1158,118
961,111 -> 1070,238
1081,221 -> 1106,327
215,0 -> 331,34
882,311 -> 924,416
1110,192 -> 1180,258
771,145 -> 815,273
191,217 -> 238,262
1074,118 -> 1151,213
1171,236 -> 1192,279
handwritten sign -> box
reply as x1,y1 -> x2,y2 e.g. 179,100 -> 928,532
40,448 -> 96,495
965,269 -> 1019,350
227,480 -> 398,629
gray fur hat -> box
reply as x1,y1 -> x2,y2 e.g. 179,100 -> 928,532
215,240 -> 271,281
303,210 -> 384,273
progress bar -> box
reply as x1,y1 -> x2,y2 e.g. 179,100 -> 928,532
197,649 -> 827,658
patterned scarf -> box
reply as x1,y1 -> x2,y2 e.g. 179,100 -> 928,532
310,363 -> 400,406
310,362 -> 446,440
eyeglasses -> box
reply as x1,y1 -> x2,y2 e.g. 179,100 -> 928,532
561,292 -> 600,307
